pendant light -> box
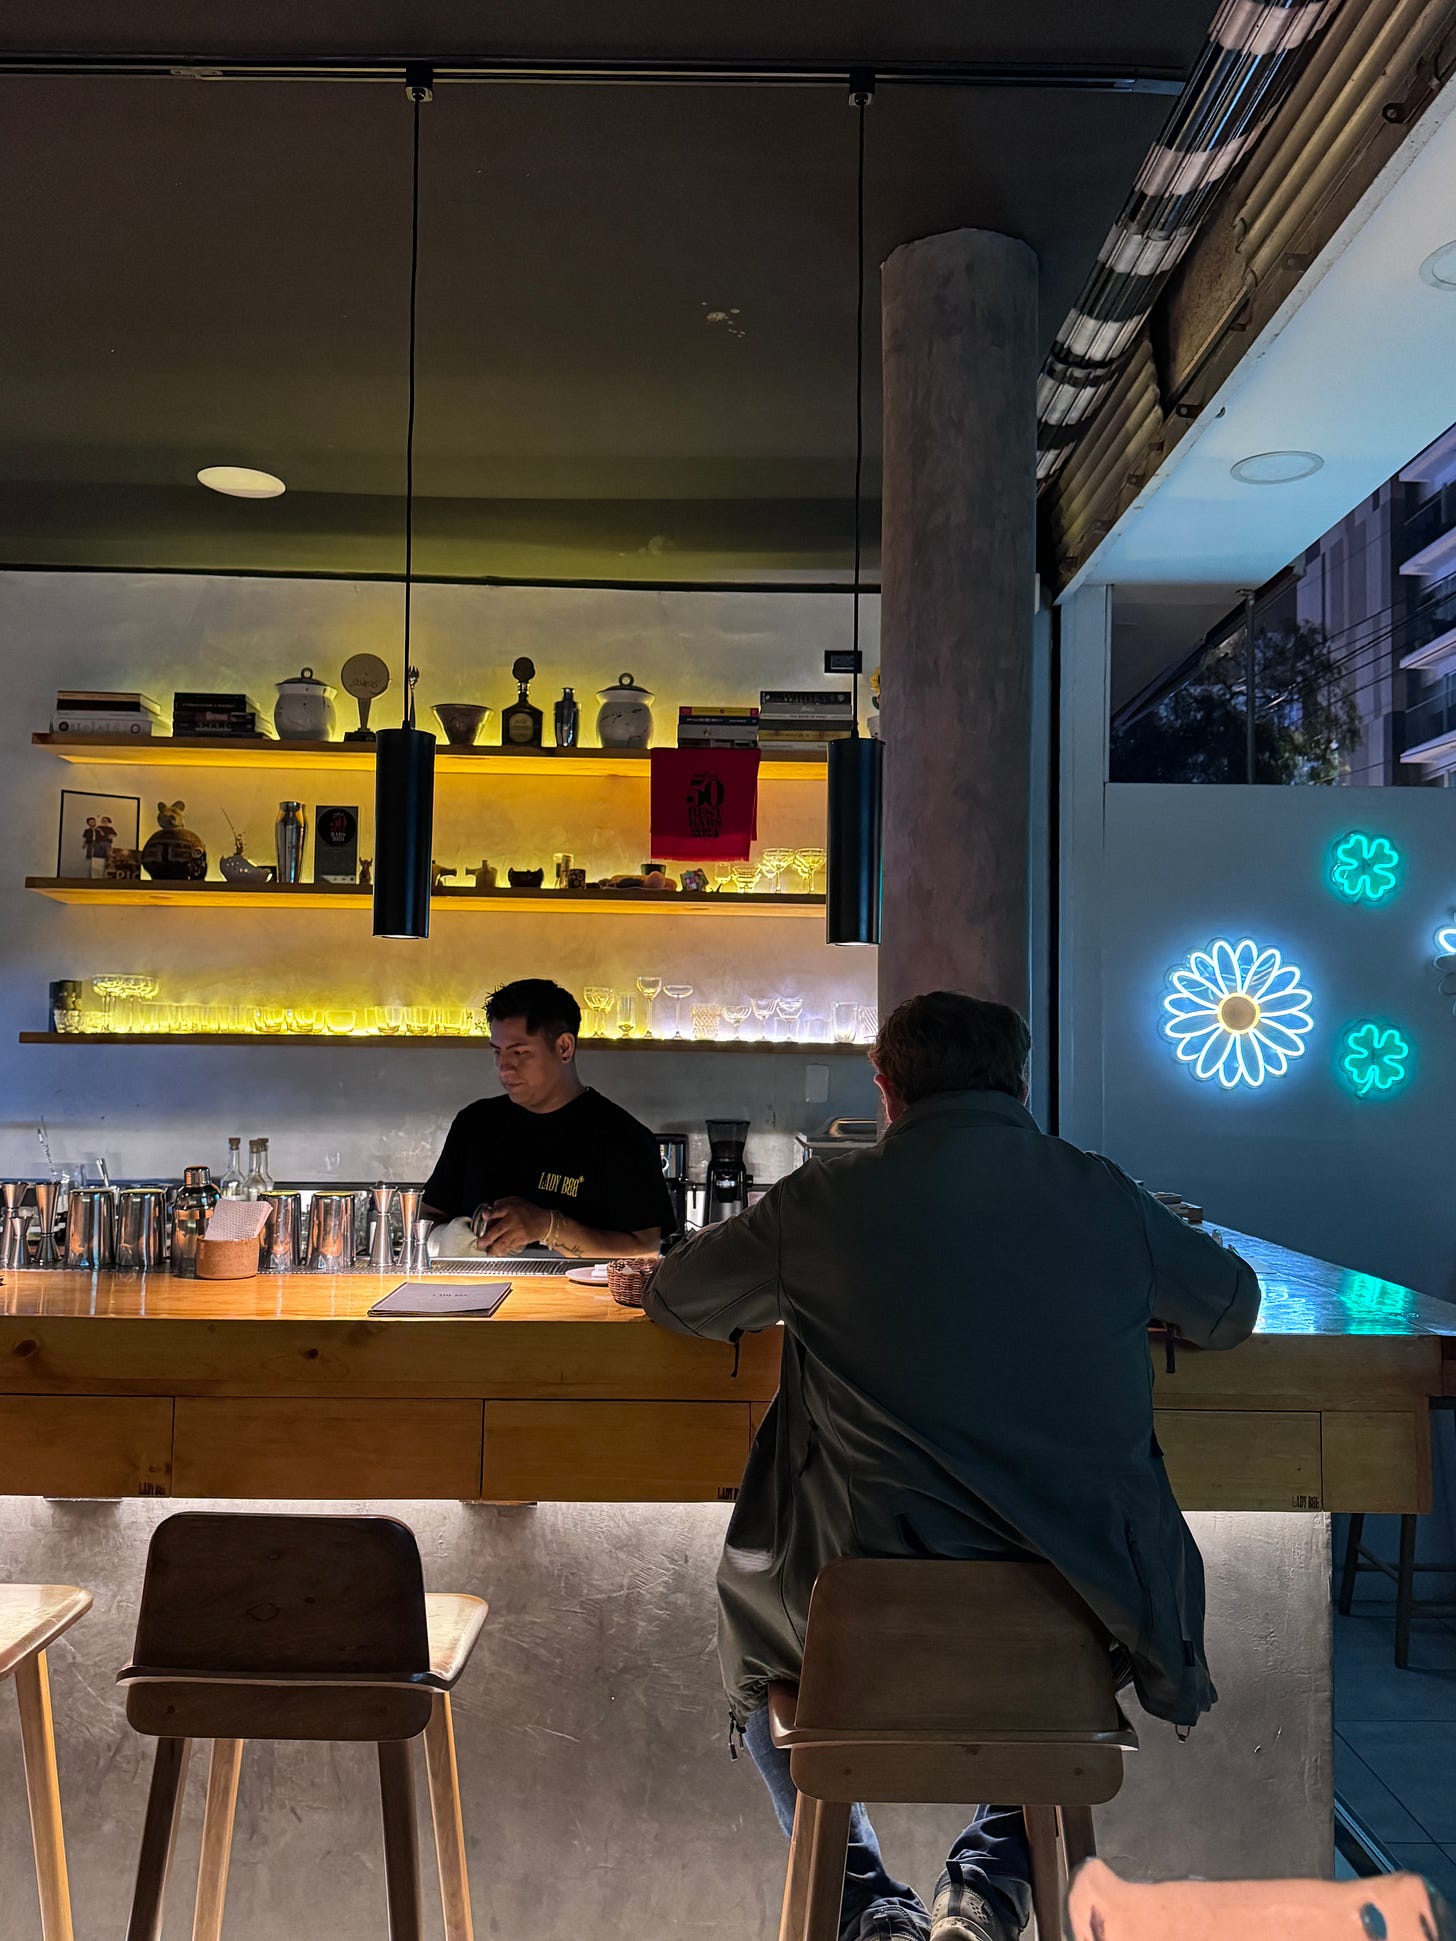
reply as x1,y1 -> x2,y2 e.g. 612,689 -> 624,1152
373,63 -> 437,940
826,70 -> 884,947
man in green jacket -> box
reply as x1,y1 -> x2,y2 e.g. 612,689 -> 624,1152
645,991 -> 1261,1941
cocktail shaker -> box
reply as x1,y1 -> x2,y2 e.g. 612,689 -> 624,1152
32,1180 -> 62,1268
367,1184 -> 397,1271
115,1187 -> 167,1271
64,1186 -> 116,1269
306,1191 -> 355,1273
170,1166 -> 220,1279
275,801 -> 307,885
259,1191 -> 302,1273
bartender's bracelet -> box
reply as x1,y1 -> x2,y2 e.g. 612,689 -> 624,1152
545,1210 -> 561,1252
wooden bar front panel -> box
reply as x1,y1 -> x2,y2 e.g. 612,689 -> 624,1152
1156,1410 -> 1323,1512
0,1397 -> 173,1496
483,1402 -> 753,1502
172,1400 -> 484,1499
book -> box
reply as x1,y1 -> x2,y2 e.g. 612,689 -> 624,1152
758,724 -> 853,741
368,1280 -> 512,1317
760,690 -> 853,709
678,706 -> 760,720
51,713 -> 156,737
57,690 -> 162,714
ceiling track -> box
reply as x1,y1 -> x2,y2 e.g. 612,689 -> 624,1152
0,52 -> 1185,93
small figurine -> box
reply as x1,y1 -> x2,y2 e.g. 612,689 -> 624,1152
141,800 -> 207,882
467,860 -> 498,891
218,813 -> 272,886
507,867 -> 545,889
430,860 -> 458,891
359,857 -> 373,890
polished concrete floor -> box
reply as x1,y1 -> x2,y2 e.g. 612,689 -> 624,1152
1335,1603 -> 1456,1900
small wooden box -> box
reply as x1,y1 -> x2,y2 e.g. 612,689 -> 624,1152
196,1236 -> 259,1281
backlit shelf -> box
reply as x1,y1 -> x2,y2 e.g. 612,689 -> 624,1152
25,877 -> 825,918
32,734 -> 826,782
19,1032 -> 865,1054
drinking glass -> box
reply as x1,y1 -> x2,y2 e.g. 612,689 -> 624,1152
636,975 -> 663,1037
750,996 -> 776,1041
803,1015 -> 829,1045
260,1004 -> 287,1035
406,1005 -> 432,1036
757,847 -> 796,894
721,1001 -> 751,1042
664,982 -> 693,1037
381,1002 -> 406,1036
293,1003 -> 320,1034
712,867 -> 736,895
691,1003 -> 721,1042
617,994 -> 637,1040
856,1005 -> 879,1045
777,996 -> 804,1041
732,863 -> 763,896
327,1008 -> 358,1035
832,1001 -> 858,1044
794,846 -> 828,895
583,987 -> 615,1038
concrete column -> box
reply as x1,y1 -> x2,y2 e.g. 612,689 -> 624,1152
878,228 -> 1039,1020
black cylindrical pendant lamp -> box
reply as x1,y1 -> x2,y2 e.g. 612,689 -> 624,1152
372,724 -> 435,938
826,731 -> 883,945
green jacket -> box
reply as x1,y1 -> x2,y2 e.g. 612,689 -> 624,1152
645,1090 -> 1261,1729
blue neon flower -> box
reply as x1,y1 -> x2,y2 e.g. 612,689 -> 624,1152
1330,832 -> 1400,903
1339,1021 -> 1410,1098
1163,938 -> 1314,1090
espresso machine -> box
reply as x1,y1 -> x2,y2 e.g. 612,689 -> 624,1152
703,1119 -> 751,1225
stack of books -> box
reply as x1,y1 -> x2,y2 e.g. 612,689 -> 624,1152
51,690 -> 163,737
676,705 -> 760,750
757,690 -> 855,751
172,692 -> 274,739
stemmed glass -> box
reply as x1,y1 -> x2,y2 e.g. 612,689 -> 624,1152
750,996 -> 776,1041
777,996 -> 804,1043
636,975 -> 663,1037
664,982 -> 694,1038
793,846 -> 827,895
583,987 -> 615,1039
757,847 -> 796,895
721,1001 -> 752,1042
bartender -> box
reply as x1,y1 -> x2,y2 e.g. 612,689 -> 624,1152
421,977 -> 673,1258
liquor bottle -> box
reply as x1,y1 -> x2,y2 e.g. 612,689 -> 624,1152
501,656 -> 544,748
220,1136 -> 245,1198
244,1138 -> 274,1200
553,686 -> 579,748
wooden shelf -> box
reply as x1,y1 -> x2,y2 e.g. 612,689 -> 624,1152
32,733 -> 826,783
25,877 -> 825,917
19,1032 -> 864,1054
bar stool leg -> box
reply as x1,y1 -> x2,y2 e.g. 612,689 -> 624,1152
14,1650 -> 75,1941
800,1797 -> 851,1941
192,1739 -> 244,1941
778,1793 -> 814,1941
1059,1804 -> 1097,1872
1024,1806 -> 1065,1941
1395,1515 -> 1417,1671
423,1695 -> 474,1941
1338,1514 -> 1365,1616
377,1739 -> 423,1941
126,1737 -> 192,1941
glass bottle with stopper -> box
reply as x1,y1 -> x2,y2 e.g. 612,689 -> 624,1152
341,653 -> 392,744
501,656 -> 543,748
244,1138 -> 273,1200
220,1136 -> 245,1198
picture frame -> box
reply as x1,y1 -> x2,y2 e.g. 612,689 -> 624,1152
57,789 -> 141,880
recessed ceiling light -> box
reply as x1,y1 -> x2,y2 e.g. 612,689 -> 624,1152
196,465 -> 286,499
1230,450 -> 1324,485
1418,242 -> 1456,290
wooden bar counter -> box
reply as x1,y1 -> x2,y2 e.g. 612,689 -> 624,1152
1,1229 -> 1450,1512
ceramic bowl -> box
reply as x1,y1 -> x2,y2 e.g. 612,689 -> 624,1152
432,703 -> 493,747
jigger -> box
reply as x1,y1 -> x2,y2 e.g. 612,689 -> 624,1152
1,1182 -> 33,1269
32,1179 -> 62,1268
367,1183 -> 397,1271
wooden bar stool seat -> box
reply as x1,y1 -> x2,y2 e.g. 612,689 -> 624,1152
117,1513 -> 487,1941
769,1559 -> 1137,1941
0,1583 -> 92,1941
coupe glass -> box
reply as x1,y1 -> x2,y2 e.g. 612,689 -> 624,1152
832,1001 -> 858,1044
777,996 -> 804,1041
793,846 -> 828,894
636,975 -> 663,1037
749,997 -> 776,1041
583,986 -> 615,1038
721,1001 -> 752,1042
757,847 -> 796,894
664,982 -> 694,1037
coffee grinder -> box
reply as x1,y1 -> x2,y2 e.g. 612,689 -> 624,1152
704,1119 -> 751,1224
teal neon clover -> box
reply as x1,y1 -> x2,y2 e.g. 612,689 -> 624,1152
1339,1021 -> 1410,1098
1330,831 -> 1401,903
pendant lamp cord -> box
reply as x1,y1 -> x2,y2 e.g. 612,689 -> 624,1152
849,71 -> 874,737
402,63 -> 432,727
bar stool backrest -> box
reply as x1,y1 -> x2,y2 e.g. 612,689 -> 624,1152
121,1512 -> 434,1741
788,1558 -> 1128,1806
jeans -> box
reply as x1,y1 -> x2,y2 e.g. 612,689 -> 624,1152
744,1706 -> 1033,1941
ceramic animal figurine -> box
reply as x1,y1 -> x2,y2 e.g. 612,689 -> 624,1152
430,860 -> 458,891
507,867 -> 544,889
359,857 -> 373,889
141,800 -> 207,881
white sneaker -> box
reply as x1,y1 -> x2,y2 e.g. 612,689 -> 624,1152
929,1883 -> 1019,1941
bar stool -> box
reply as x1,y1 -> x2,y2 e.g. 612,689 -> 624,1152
768,1559 -> 1136,1941
0,1582 -> 92,1941
1337,1396 -> 1456,1668
117,1513 -> 487,1941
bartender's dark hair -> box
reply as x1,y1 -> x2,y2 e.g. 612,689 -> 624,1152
485,978 -> 582,1043
872,992 -> 1030,1104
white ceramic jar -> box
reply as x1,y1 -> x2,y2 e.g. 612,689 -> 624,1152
274,666 -> 338,741
595,672 -> 654,748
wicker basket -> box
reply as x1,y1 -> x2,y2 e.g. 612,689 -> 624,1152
196,1235 -> 260,1281
606,1259 -> 653,1308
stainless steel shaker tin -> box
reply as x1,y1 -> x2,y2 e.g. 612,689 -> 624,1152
259,1192 -> 303,1273
114,1186 -> 167,1271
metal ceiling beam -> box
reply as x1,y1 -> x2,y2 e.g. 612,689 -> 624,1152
0,52 -> 1185,92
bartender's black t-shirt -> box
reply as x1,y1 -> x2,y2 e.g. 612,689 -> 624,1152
422,1088 -> 674,1236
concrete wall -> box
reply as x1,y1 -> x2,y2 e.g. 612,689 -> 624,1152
0,570 -> 879,1186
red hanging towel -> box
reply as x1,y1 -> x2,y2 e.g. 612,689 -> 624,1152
649,747 -> 761,862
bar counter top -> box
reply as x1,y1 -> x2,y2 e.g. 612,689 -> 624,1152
0,1225 -> 1449,1509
